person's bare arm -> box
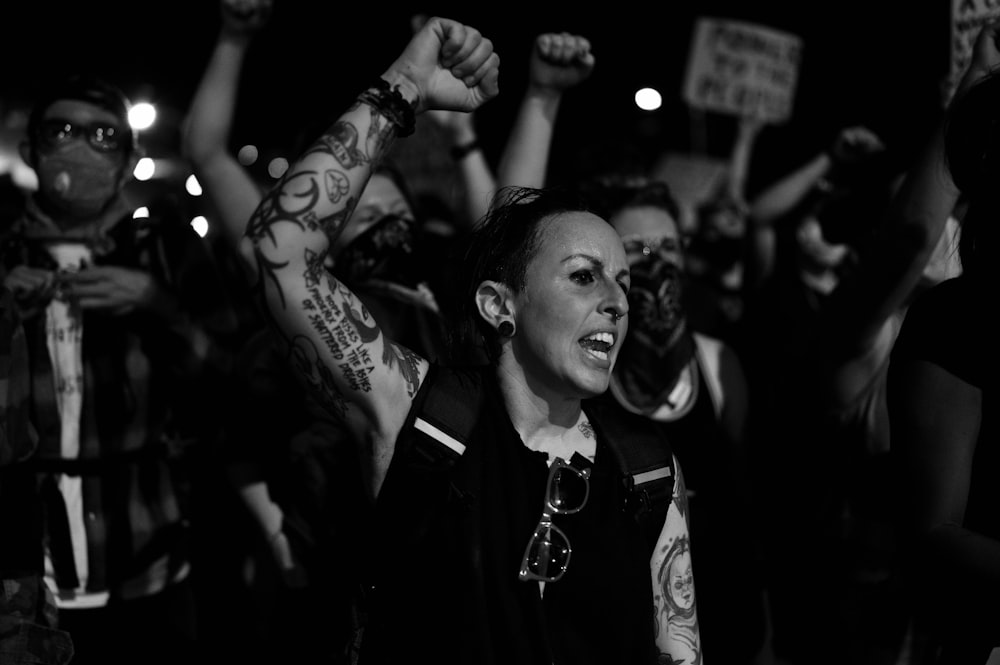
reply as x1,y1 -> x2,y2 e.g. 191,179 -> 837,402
652,460 -> 703,664
182,0 -> 272,270
415,12 -> 497,227
496,32 -> 594,190
243,17 -> 499,495
890,359 -> 1000,589
727,117 -> 762,206
425,107 -> 496,226
745,126 -> 884,292
227,459 -> 307,587
822,21 -> 1000,359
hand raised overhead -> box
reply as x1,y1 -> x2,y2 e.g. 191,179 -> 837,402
529,32 -> 595,93
381,17 -> 500,115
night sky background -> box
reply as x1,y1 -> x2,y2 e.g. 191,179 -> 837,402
3,0 -> 952,204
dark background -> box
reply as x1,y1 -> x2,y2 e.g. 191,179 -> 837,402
3,0 -> 951,199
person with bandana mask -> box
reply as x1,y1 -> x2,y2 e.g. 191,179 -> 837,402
0,73 -> 242,664
582,178 -> 769,665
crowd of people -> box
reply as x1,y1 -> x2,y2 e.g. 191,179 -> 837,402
1,2 -> 998,664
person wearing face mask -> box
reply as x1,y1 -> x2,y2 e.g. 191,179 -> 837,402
582,178 -> 768,665
0,73 -> 242,665
328,163 -> 450,361
239,15 -> 708,663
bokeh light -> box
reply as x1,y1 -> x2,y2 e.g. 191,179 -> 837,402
128,102 -> 157,131
238,145 -> 259,166
268,157 -> 289,179
635,87 -> 663,111
190,215 -> 209,238
133,157 -> 155,181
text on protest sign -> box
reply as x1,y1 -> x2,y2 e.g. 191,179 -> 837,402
682,17 -> 803,124
946,0 -> 1000,105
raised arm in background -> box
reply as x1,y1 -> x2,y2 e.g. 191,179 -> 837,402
181,0 -> 272,265
496,32 -> 595,189
827,119 -> 959,364
887,20 -> 1000,663
744,125 -> 885,293
424,104 -> 496,226
727,117 -> 763,207
243,17 -> 499,497
179,0 -> 309,585
414,12 -> 497,228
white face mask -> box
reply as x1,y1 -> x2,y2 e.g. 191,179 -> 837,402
36,142 -> 124,219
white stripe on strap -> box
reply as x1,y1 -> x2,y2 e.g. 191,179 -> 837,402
632,466 -> 672,486
414,417 -> 466,455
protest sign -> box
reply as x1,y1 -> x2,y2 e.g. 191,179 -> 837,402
682,17 -> 802,124
946,0 -> 1000,105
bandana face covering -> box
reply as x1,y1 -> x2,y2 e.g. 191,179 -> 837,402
332,214 -> 420,288
627,250 -> 687,351
35,142 -> 124,219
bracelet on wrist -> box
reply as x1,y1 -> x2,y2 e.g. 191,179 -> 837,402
450,140 -> 481,161
357,78 -> 417,137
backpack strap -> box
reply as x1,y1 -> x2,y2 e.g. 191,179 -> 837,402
692,332 -> 724,420
411,369 -> 676,526
408,365 -> 484,468
587,396 -> 676,525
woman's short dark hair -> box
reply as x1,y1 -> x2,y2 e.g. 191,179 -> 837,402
448,184 -> 602,364
581,178 -> 682,227
945,70 -> 1000,281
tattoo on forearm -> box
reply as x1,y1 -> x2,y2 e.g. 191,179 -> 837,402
245,170 -> 322,243
383,342 -> 422,397
339,282 -> 380,345
245,101 -> 411,411
324,170 -> 350,204
252,247 -> 290,310
304,248 -> 326,288
656,534 -> 701,665
341,345 -> 376,394
316,121 -> 368,169
673,462 -> 690,521
316,200 -> 354,248
298,269 -> 382,395
366,104 -> 396,163
288,334 -> 347,420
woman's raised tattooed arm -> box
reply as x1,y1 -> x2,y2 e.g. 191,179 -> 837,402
240,17 -> 500,460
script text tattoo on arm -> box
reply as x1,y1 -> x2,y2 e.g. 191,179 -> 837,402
243,104 -> 406,412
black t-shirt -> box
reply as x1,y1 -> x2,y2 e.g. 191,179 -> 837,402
361,365 -> 660,665
891,276 -> 999,541
892,276 -> 988,388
